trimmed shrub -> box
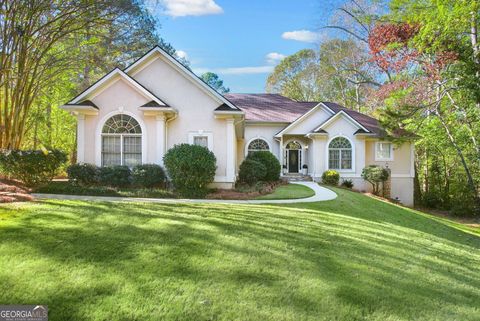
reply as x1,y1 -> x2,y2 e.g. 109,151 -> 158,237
98,165 -> 132,187
131,164 -> 166,188
238,159 -> 266,185
322,170 -> 340,186
0,149 -> 67,187
361,165 -> 389,195
163,144 -> 216,198
248,151 -> 281,182
341,179 -> 354,189
67,163 -> 99,186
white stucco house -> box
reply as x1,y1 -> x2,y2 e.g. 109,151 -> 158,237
61,46 -> 415,205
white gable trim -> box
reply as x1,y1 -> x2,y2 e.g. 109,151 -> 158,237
69,68 -> 166,106
274,103 -> 329,137
319,102 -> 336,114
313,110 -> 370,133
125,46 -> 241,111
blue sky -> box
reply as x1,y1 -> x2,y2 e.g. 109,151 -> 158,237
151,0 -> 346,93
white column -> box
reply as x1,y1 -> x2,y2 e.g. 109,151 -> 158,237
226,118 -> 235,182
279,136 -> 284,176
77,114 -> 85,163
356,137 -> 365,174
156,114 -> 166,166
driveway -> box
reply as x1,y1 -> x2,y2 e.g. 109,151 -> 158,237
33,181 -> 337,204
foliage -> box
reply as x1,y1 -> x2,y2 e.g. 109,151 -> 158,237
266,49 -> 321,101
266,40 -> 378,111
131,164 -> 166,188
341,179 -> 354,189
163,144 -> 216,198
35,181 -> 176,199
247,151 -> 281,182
67,164 -> 99,186
200,72 -> 230,94
361,165 -> 390,195
322,170 -> 340,186
98,166 -> 132,187
238,159 -> 267,185
0,149 -> 67,187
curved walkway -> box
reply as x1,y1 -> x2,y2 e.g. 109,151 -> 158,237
32,181 -> 337,205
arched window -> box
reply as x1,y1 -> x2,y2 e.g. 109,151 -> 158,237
329,137 -> 352,170
286,141 -> 302,150
247,138 -> 270,155
101,114 -> 142,167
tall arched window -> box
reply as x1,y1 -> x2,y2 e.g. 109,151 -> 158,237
247,138 -> 270,155
101,114 -> 142,167
329,137 -> 352,170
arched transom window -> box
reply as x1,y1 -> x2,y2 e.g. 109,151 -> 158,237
286,141 -> 301,150
328,137 -> 352,170
247,138 -> 270,155
101,114 -> 142,167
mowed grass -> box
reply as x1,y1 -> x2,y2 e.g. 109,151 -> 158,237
0,188 -> 479,321
255,183 -> 315,200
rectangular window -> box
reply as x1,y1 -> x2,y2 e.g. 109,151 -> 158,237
102,136 -> 121,166
341,149 -> 352,169
193,136 -> 208,148
123,136 -> 142,167
376,142 -> 393,161
329,150 -> 340,169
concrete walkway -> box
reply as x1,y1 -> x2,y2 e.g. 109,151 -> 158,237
33,181 -> 337,205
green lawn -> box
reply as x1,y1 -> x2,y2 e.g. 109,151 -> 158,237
255,183 -> 315,200
1,188 -> 479,321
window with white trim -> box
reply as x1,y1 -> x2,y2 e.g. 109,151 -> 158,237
247,138 -> 269,155
188,132 -> 213,151
193,136 -> 209,148
375,142 -> 393,161
101,114 -> 142,167
328,137 -> 352,170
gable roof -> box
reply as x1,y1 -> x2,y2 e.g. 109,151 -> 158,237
68,68 -> 168,107
313,110 -> 370,133
124,46 -> 241,113
226,94 -> 411,138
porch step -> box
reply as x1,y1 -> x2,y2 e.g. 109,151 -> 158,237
282,174 -> 313,182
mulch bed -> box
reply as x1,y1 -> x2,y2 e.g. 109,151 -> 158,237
207,181 -> 285,200
0,178 -> 33,203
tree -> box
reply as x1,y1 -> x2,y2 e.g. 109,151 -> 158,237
266,49 -> 321,101
200,72 -> 230,94
0,0 -> 176,151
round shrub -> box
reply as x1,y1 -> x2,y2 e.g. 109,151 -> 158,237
322,170 -> 340,186
67,163 -> 99,186
0,149 -> 67,187
238,159 -> 266,185
131,164 -> 166,188
247,151 -> 281,182
163,144 -> 216,198
98,165 -> 131,187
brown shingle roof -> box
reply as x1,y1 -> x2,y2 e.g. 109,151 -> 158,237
140,100 -> 170,108
225,94 -> 413,138
224,93 -> 317,122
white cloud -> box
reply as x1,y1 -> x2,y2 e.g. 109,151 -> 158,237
216,66 -> 274,75
265,52 -> 286,64
176,50 -> 188,60
162,0 -> 223,17
281,30 -> 323,43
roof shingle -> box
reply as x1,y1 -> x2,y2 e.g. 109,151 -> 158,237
224,94 -> 407,138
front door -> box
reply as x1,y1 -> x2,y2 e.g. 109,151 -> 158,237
288,150 -> 299,173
